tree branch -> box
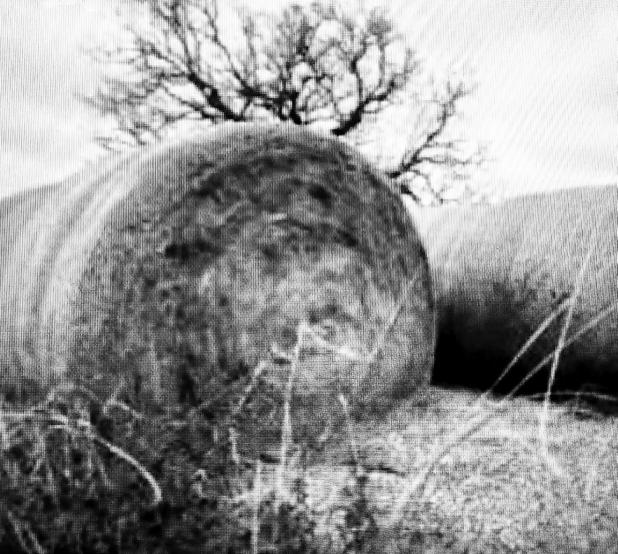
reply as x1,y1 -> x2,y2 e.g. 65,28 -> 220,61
85,0 -> 482,203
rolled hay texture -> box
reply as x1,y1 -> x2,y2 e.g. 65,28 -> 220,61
411,185 -> 618,393
0,123 -> 435,416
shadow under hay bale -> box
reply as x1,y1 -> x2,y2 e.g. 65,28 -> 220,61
411,185 -> 618,394
0,123 -> 435,428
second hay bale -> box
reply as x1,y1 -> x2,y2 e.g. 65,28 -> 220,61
411,185 -> 618,393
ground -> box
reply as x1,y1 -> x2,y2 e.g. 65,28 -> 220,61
2,381 -> 617,553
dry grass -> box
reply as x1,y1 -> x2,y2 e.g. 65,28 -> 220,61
3,382 -> 618,553
2,296 -> 618,553
301,387 -> 618,553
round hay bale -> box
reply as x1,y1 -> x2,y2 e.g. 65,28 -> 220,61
0,123 -> 435,418
411,185 -> 618,393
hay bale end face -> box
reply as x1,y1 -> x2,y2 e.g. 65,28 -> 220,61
0,123 -> 435,416
412,185 -> 618,393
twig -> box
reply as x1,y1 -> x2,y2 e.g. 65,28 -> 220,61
0,410 -> 163,507
366,277 -> 416,361
103,399 -> 145,420
338,394 -> 360,470
251,460 -> 262,554
92,433 -> 163,507
275,322 -> 306,510
6,510 -> 45,554
506,303 -> 618,397
480,296 -> 571,401
232,360 -> 269,418
226,360 -> 270,467
538,228 -> 597,474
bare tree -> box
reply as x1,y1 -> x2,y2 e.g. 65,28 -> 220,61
383,79 -> 487,203
86,0 -> 482,201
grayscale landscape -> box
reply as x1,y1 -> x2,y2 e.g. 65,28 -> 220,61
0,1 -> 616,552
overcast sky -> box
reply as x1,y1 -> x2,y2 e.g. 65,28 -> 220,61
0,0 -> 615,197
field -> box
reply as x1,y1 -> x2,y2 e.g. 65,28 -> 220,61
2,378 -> 618,552
0,128 -> 616,552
